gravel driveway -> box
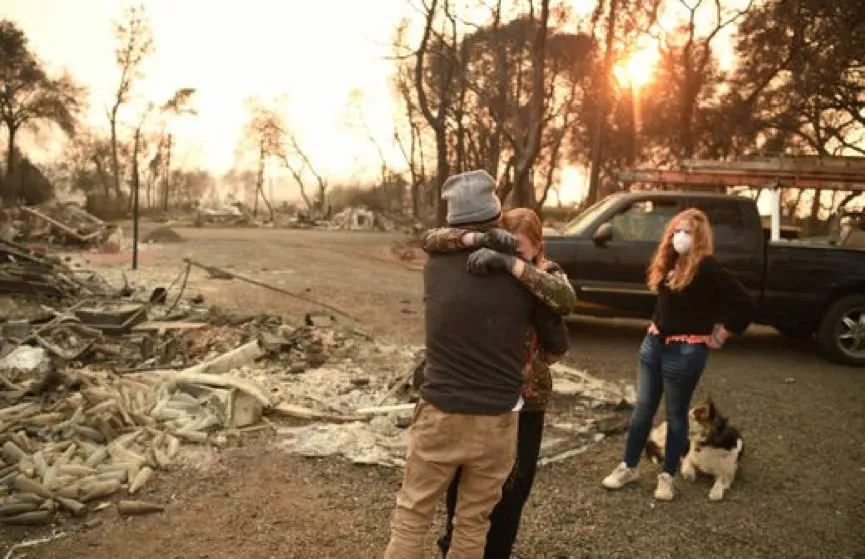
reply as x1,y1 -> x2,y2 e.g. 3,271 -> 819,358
519,318 -> 865,558
3,227 -> 863,558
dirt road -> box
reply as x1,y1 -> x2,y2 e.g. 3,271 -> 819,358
88,225 -> 428,341
4,227 -> 864,558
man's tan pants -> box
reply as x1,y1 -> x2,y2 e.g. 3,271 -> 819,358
384,400 -> 518,559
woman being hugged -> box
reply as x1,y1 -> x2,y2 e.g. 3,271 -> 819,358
602,208 -> 755,501
422,207 -> 575,557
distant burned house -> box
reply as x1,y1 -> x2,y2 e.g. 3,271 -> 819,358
330,207 -> 395,231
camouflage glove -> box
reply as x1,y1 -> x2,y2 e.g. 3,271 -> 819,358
466,248 -> 516,275
480,228 -> 517,255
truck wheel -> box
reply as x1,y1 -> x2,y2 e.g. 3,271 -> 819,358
817,294 -> 865,367
774,325 -> 815,339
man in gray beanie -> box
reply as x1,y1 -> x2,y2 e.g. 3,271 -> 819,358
442,169 -> 502,225
384,170 -> 569,559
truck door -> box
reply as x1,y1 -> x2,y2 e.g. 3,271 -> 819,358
687,197 -> 764,298
576,197 -> 682,318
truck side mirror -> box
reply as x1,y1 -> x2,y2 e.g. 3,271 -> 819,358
593,222 -> 613,246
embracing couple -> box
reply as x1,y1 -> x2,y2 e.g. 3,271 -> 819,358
383,170 -> 575,559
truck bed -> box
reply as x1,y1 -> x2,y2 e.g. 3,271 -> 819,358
761,242 -> 865,330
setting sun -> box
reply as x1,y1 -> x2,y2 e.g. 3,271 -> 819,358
613,44 -> 661,89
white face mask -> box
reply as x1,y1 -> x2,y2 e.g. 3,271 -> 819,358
672,230 -> 693,254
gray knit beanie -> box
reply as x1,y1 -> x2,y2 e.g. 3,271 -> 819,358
441,170 -> 501,226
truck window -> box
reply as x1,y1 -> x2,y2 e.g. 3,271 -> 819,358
695,201 -> 747,248
562,194 -> 622,235
610,200 -> 679,242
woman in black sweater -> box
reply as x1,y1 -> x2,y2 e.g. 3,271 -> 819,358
602,208 -> 755,501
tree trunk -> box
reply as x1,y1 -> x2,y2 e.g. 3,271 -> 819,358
3,125 -> 17,205
512,0 -> 551,208
455,104 -> 467,174
837,191 -> 863,211
317,182 -> 327,215
162,134 -> 173,212
256,152 -> 274,221
413,0 -> 450,226
626,85 -> 637,165
783,189 -> 806,218
433,49 -> 451,225
454,46 -> 469,175
409,127 -> 420,219
536,129 -> 568,211
489,0 -> 506,179
411,182 -> 420,219
93,157 -> 112,200
495,156 -> 515,204
435,135 -> 449,225
110,106 -> 122,204
132,126 -> 142,270
5,125 -> 15,178
809,188 -> 823,221
679,77 -> 697,159
586,0 -> 618,204
283,156 -> 312,211
258,182 -> 274,221
678,18 -> 696,160
515,171 -> 536,208
254,142 -> 264,217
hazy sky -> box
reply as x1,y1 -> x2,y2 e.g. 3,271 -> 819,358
3,0 -> 741,204
4,0 -> 410,191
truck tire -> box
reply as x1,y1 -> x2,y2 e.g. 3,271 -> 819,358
817,294 -> 865,367
774,324 -> 815,339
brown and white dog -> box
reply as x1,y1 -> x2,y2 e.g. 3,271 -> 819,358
644,397 -> 744,501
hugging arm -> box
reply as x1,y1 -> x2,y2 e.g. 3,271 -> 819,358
515,261 -> 577,316
423,227 -> 575,315
531,300 -> 570,363
420,227 -> 515,254
420,227 -> 476,253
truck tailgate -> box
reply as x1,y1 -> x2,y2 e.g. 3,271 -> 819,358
764,243 -> 865,327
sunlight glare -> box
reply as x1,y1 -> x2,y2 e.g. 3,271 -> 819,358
558,166 -> 586,204
613,45 -> 660,89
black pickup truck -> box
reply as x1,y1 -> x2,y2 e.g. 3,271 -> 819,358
544,191 -> 865,366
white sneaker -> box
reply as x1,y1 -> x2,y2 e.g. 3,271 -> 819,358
602,462 -> 639,489
654,472 -> 675,501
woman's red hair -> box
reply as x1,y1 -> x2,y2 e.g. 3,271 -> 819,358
502,207 -> 547,266
647,208 -> 714,292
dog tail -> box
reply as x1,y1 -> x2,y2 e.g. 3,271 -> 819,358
735,437 -> 745,462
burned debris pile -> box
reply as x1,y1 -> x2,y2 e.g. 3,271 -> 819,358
1,203 -> 115,250
0,243 -> 373,525
0,239 -> 109,300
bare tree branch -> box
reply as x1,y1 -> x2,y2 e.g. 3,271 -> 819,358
109,4 -> 154,206
281,154 -> 312,210
288,135 -> 328,210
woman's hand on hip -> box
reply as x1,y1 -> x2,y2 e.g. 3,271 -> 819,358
707,324 -> 731,349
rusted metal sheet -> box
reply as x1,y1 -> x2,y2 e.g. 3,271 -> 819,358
683,155 -> 865,174
618,156 -> 865,190
616,169 -> 865,190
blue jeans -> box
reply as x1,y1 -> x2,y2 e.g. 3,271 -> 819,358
623,334 -> 709,475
